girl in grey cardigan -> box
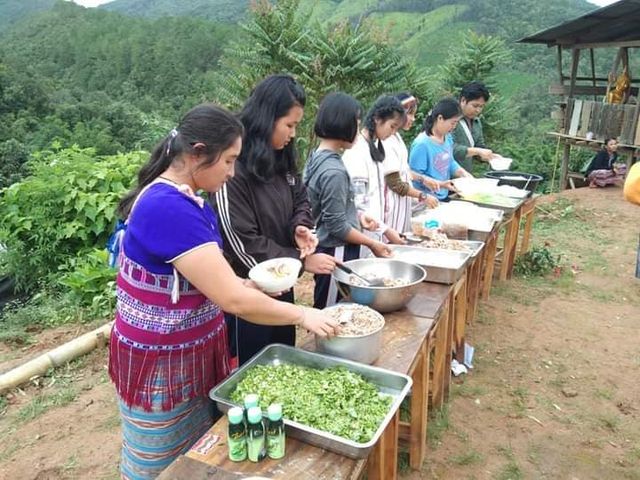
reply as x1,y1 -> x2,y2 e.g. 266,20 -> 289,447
304,92 -> 392,308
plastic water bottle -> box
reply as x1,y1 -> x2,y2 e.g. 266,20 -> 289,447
227,407 -> 247,462
266,404 -> 285,459
246,406 -> 265,462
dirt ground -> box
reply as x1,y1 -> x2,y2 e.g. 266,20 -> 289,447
1,186 -> 639,479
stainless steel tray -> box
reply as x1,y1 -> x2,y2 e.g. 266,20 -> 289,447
209,344 -> 412,459
468,229 -> 491,242
454,195 -> 523,214
390,246 -> 471,284
411,239 -> 484,258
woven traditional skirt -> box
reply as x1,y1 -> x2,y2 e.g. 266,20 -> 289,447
118,382 -> 213,479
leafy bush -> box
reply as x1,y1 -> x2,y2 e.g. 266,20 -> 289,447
0,146 -> 144,292
59,249 -> 117,320
514,245 -> 560,277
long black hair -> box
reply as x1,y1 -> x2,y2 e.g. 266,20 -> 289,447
423,97 -> 461,136
238,74 -> 306,181
117,104 -> 243,218
363,95 -> 405,163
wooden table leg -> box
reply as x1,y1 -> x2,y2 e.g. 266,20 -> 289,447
431,299 -> 449,408
505,206 -> 523,279
480,231 -> 498,300
499,212 -> 519,281
443,290 -> 455,401
409,342 -> 428,470
518,199 -> 537,257
367,410 -> 399,480
454,274 -> 468,363
466,255 -> 481,325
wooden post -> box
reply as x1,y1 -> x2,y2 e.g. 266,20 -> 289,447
590,48 -> 597,102
568,48 -> 581,98
561,142 -> 571,191
557,46 -> 564,85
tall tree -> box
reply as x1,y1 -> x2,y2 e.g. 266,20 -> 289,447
435,31 -> 514,143
214,0 -> 430,158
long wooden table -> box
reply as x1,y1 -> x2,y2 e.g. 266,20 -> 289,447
159,282 -> 455,480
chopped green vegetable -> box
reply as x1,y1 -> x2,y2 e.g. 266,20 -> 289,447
462,192 -> 521,208
230,364 -> 392,443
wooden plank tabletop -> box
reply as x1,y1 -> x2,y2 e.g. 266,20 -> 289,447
158,455 -> 244,479
184,418 -> 365,480
403,282 -> 452,320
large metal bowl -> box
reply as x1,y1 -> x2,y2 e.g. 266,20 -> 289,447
316,304 -> 385,364
331,258 -> 426,313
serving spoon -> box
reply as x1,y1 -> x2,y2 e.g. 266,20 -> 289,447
335,263 -> 385,287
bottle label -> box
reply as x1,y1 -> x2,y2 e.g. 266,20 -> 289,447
267,425 -> 285,459
228,430 -> 247,462
247,428 -> 265,462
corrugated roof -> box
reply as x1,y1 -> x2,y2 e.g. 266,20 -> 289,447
518,0 -> 640,47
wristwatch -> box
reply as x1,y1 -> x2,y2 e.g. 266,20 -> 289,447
418,192 -> 427,202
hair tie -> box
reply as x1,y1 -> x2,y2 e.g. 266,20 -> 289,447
166,128 -> 179,155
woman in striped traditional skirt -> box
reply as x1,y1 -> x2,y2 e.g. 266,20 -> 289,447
382,93 -> 440,234
110,104 -> 338,479
586,138 -> 627,188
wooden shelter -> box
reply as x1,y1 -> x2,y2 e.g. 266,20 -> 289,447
519,0 -> 640,189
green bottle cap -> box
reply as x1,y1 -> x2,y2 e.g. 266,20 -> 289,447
247,406 -> 263,424
228,407 -> 244,425
267,403 -> 282,421
244,394 -> 259,409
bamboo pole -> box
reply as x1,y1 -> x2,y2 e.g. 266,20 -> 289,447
0,321 -> 113,395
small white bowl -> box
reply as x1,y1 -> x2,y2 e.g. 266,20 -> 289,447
489,157 -> 513,171
248,257 -> 302,293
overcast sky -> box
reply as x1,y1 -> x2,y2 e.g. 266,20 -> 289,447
71,0 -> 620,7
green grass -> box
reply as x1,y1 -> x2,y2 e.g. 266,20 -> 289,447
11,358 -> 90,424
495,461 -> 524,480
63,454 -> 79,473
510,387 -> 529,416
451,382 -> 487,399
495,445 -> 524,480
0,438 -> 21,463
427,405 -> 451,447
449,449 -> 483,466
399,396 -> 411,422
595,388 -> 614,400
397,448 -> 410,474
0,294 -> 78,345
598,414 -> 621,432
17,388 -> 78,424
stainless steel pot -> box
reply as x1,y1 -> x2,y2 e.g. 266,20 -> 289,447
331,258 -> 426,313
316,304 -> 384,364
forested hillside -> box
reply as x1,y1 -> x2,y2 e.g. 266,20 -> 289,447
0,0 -> 56,32
0,1 -> 231,186
0,0 -> 601,189
103,0 -> 593,67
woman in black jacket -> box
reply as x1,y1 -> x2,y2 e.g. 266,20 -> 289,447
211,74 -> 337,365
586,138 -> 626,187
